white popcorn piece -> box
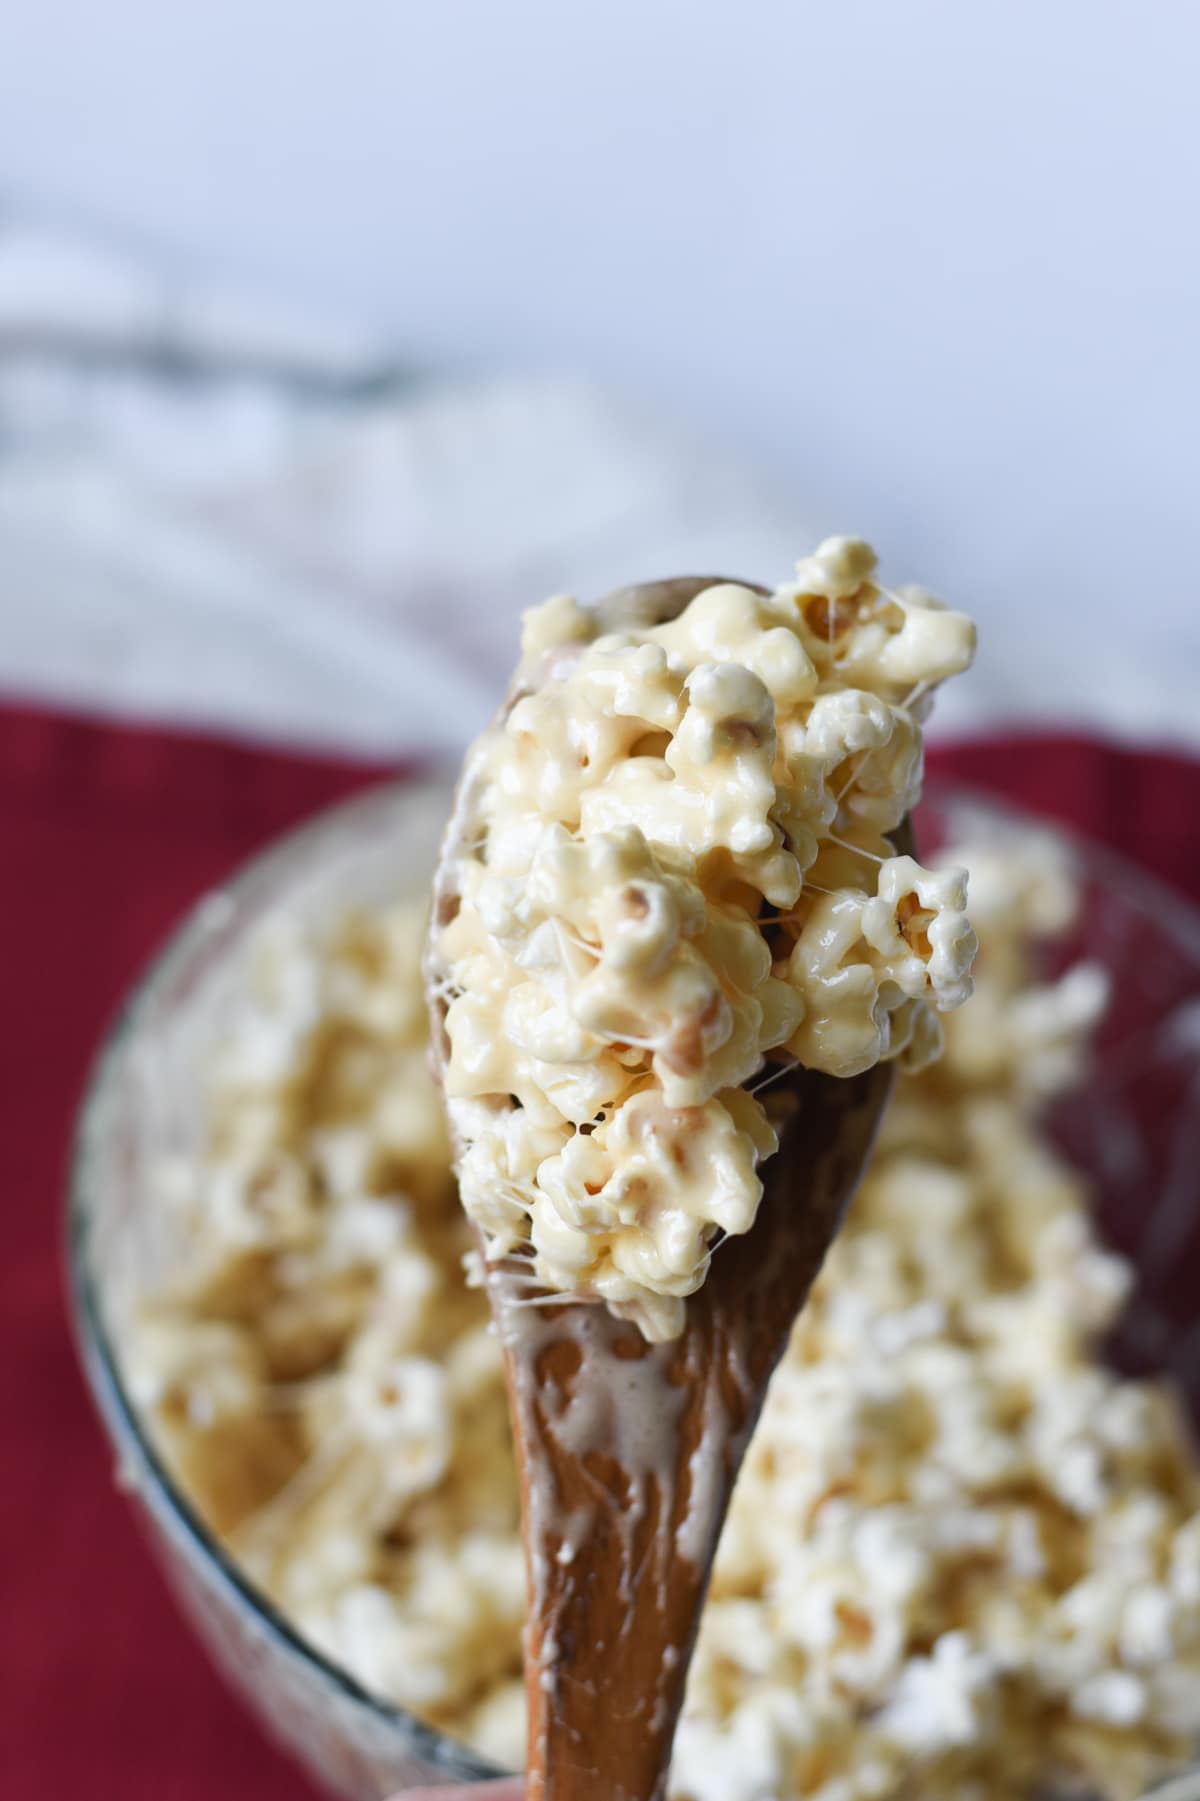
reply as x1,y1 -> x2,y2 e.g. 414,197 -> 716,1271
878,1632 -> 1000,1753
1072,1668 -> 1147,1728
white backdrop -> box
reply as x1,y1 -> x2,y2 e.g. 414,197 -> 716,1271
1,2 -> 1197,748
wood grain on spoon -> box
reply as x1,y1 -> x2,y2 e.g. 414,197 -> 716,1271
427,578 -> 902,1801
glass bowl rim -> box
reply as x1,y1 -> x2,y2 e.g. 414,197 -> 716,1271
64,768 -> 1200,1791
65,772 -> 502,1785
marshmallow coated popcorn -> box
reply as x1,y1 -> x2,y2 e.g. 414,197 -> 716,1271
130,842 -> 1200,1799
435,541 -> 978,1338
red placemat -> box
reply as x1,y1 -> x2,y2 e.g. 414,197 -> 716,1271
3,700 -> 1198,1801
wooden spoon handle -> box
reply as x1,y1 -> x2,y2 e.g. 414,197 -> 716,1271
499,1064 -> 892,1801
506,1314 -> 724,1801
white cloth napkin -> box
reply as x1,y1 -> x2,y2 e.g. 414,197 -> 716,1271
0,219 -> 1185,757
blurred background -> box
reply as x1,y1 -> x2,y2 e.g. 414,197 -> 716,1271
1,0 -> 1197,752
3,6 -> 1199,1800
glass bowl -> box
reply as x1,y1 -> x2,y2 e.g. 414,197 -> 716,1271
67,772 -> 1200,1801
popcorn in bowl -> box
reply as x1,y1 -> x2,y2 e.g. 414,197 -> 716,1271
125,824 -> 1200,1799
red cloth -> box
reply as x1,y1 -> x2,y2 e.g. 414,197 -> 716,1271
3,699 -> 1198,1801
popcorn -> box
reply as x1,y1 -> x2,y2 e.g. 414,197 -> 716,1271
863,856 -> 977,1011
340,1340 -> 451,1498
436,545 -> 977,1336
877,1632 -> 1001,1753
531,1085 -> 775,1324
129,846 -> 1200,1798
126,1318 -> 265,1427
1072,1669 -> 1148,1728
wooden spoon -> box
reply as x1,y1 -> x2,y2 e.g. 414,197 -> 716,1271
427,578 -> 901,1801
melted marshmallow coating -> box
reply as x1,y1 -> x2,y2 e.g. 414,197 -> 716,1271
434,540 -> 977,1337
